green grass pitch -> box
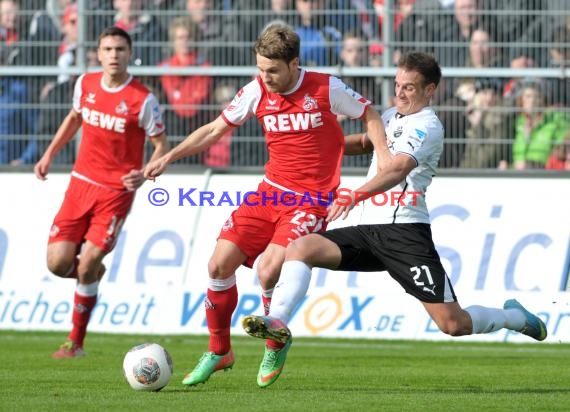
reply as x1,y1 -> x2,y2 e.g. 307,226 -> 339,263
1,331 -> 569,412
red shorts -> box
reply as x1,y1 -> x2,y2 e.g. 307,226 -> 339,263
49,176 -> 135,253
218,180 -> 329,267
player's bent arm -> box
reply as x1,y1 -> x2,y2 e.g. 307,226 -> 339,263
327,154 -> 416,222
344,107 -> 386,156
143,116 -> 233,179
161,116 -> 232,164
363,106 -> 390,162
41,109 -> 82,160
344,133 -> 373,155
147,132 -> 169,163
34,109 -> 82,180
357,154 -> 416,197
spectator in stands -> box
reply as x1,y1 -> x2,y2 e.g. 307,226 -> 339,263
158,16 -> 213,138
482,0 -> 547,59
510,81 -> 569,170
436,23 -> 507,167
291,0 -> 342,66
25,0 -> 72,66
56,2 -> 78,84
113,0 -> 166,66
337,30 -> 381,131
393,0 -> 442,64
15,1 -> 45,40
326,0 -> 370,39
10,75 -> 77,165
546,25 -> 570,107
337,29 -> 377,169
545,137 -> 570,171
441,24 -> 506,103
84,0 -> 114,43
17,0 -> 72,118
184,0 -> 228,65
203,82 -> 236,167
502,51 -> 536,103
0,43 -> 35,164
228,0 -> 294,66
10,48 -> 100,166
28,2 -> 78,114
0,0 -> 20,45
374,0 -> 415,36
459,80 -> 511,168
434,0 -> 481,67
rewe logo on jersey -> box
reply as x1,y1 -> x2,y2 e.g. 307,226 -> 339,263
82,107 -> 127,133
263,112 -> 323,132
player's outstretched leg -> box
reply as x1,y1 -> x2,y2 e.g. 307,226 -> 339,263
504,299 -> 547,341
181,350 -> 235,386
242,315 -> 292,388
52,264 -> 107,359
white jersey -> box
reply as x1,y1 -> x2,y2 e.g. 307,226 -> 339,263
359,106 -> 444,224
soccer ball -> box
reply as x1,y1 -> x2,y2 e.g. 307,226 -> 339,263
122,343 -> 173,391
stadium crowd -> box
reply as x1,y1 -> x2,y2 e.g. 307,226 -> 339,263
1,0 -> 569,170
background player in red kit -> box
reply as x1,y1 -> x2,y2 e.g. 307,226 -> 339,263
34,27 -> 168,358
143,22 -> 385,387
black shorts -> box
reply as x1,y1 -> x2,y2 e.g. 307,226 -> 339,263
321,223 -> 457,303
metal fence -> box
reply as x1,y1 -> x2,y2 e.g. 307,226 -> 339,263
1,0 -> 569,171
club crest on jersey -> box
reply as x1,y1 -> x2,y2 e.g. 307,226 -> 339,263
222,216 -> 234,231
49,224 -> 60,237
303,94 -> 318,111
86,93 -> 96,104
116,100 -> 128,115
393,126 -> 403,138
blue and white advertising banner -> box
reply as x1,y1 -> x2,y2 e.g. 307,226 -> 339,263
0,172 -> 568,343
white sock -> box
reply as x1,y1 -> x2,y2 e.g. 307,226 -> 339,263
270,260 -> 312,324
208,274 -> 236,291
262,288 -> 274,299
465,305 -> 526,334
76,281 -> 99,297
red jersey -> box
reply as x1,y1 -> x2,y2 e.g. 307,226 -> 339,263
72,72 -> 165,190
221,69 -> 370,197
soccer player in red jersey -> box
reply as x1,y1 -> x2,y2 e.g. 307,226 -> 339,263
143,23 -> 385,387
34,27 -> 168,359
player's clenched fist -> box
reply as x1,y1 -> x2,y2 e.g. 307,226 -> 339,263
143,157 -> 169,180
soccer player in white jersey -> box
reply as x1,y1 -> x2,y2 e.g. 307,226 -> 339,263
143,23 -> 385,387
242,51 -> 548,386
34,27 -> 168,358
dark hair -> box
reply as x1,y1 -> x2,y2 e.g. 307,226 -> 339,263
253,22 -> 300,63
398,52 -> 442,87
97,26 -> 132,50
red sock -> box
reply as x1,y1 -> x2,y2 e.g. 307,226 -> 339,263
266,339 -> 285,351
68,292 -> 97,346
206,284 -> 238,354
261,295 -> 272,316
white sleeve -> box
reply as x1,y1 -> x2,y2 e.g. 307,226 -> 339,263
329,76 -> 371,118
221,79 -> 260,126
139,93 -> 166,137
72,74 -> 85,113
